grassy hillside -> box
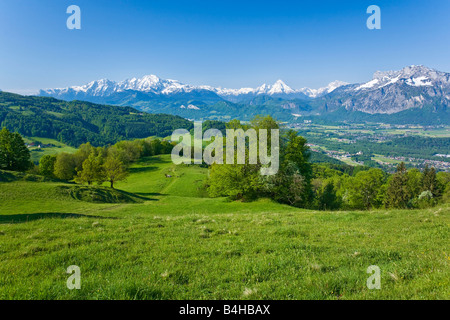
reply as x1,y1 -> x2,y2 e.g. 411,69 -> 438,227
22,137 -> 77,163
0,155 -> 448,299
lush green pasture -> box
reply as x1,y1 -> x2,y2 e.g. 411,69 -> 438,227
22,137 -> 77,163
0,155 -> 448,299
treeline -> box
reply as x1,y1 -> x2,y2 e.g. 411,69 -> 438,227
0,92 -> 193,147
311,162 -> 449,210
206,116 -> 450,210
37,138 -> 173,188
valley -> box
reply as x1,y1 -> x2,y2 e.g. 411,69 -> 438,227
293,123 -> 450,172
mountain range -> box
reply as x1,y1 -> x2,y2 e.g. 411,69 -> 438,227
40,75 -> 347,101
39,65 -> 450,124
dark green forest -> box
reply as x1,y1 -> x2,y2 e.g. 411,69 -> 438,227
0,92 -> 193,147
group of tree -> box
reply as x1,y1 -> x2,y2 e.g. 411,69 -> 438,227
207,116 -> 313,208
39,138 -> 173,188
309,162 -> 449,210
206,116 -> 450,210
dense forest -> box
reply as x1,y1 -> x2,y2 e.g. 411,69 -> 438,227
0,92 -> 193,147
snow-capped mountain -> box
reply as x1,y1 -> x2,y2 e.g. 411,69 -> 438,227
324,65 -> 450,114
353,65 -> 449,92
214,79 -> 296,96
41,75 -> 200,99
38,65 -> 449,122
213,80 -> 308,101
299,80 -> 349,98
40,77 -> 347,102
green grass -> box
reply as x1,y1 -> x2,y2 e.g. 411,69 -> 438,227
22,136 -> 77,163
0,155 -> 449,300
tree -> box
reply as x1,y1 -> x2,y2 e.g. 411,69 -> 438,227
316,181 -> 340,211
54,152 -> 77,180
0,127 -> 31,171
110,140 -> 143,165
282,131 -> 311,178
347,168 -> 385,209
262,161 -> 307,207
208,162 -> 261,200
208,116 -> 277,200
385,162 -> 409,209
422,165 -> 439,197
437,172 -> 450,204
39,154 -> 57,178
280,130 -> 313,206
406,168 -> 423,199
103,155 -> 128,189
76,152 -> 105,185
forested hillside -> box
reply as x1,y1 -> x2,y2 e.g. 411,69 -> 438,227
0,92 -> 193,147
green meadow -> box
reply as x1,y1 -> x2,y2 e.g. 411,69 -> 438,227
0,155 -> 448,299
22,137 -> 77,164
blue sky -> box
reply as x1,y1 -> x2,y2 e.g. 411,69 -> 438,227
1,0 -> 449,94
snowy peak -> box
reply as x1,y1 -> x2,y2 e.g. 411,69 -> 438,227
374,65 -> 436,80
40,65 -> 448,105
356,65 -> 450,91
300,80 -> 349,98
41,75 -> 199,97
41,75 -> 349,100
215,79 -> 346,98
118,75 -> 195,94
268,80 -> 295,95
119,75 -> 198,94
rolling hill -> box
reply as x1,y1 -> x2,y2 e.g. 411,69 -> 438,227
0,154 -> 448,299
0,92 -> 193,147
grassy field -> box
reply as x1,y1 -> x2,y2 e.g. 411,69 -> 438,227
0,155 -> 448,299
22,137 -> 77,163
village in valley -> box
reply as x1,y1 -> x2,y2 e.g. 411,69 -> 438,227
291,121 -> 450,172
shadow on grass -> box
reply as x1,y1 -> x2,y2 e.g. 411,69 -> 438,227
0,212 -> 117,224
56,186 -> 158,203
128,166 -> 159,174
118,190 -> 159,201
137,155 -> 172,165
134,192 -> 165,198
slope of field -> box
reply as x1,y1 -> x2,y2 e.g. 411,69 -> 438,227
0,155 -> 448,300
22,137 -> 77,163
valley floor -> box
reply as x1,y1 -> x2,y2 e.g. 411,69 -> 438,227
0,155 -> 448,299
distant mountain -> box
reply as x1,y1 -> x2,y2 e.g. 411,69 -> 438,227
299,80 -> 350,98
42,75 -> 212,98
40,76 -> 347,103
321,65 -> 450,114
39,65 -> 450,124
215,80 -> 315,101
40,75 -> 225,107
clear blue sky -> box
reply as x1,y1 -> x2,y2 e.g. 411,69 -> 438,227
1,0 -> 449,94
